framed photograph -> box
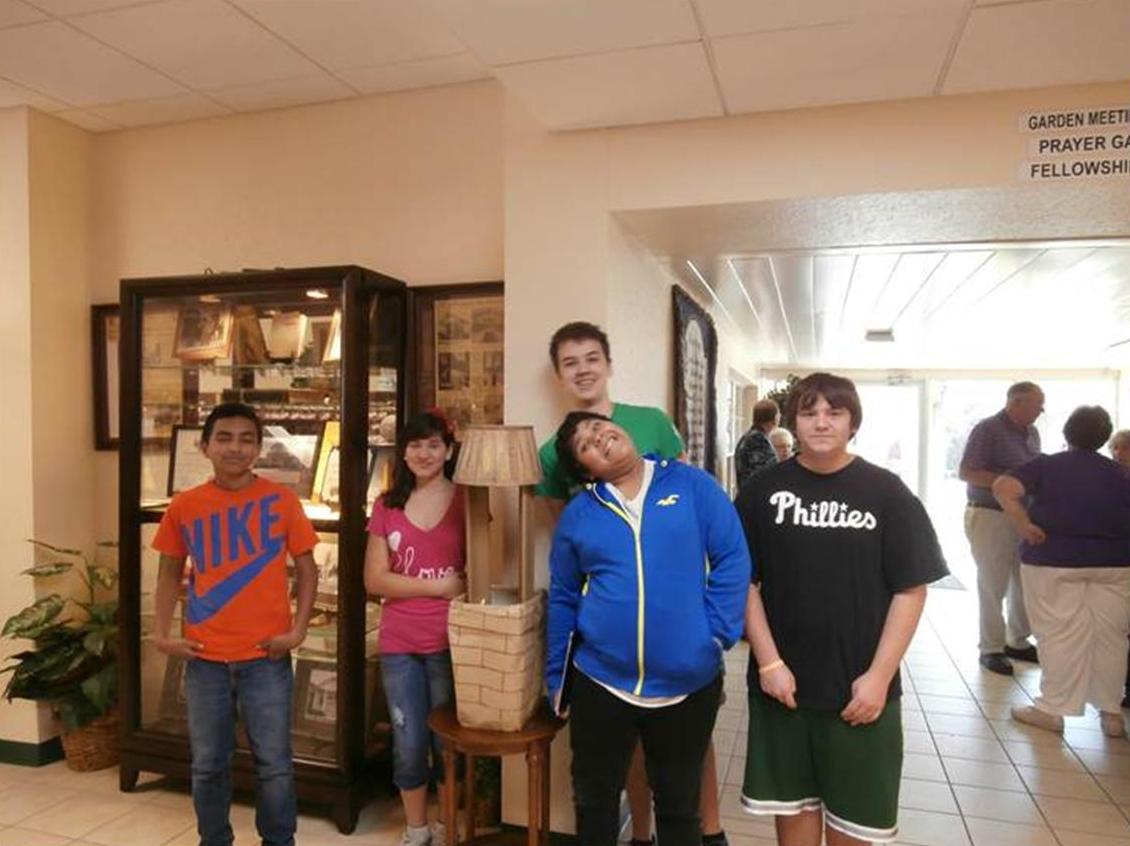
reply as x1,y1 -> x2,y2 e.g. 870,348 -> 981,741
293,656 -> 384,743
174,302 -> 234,361
368,445 -> 394,506
293,657 -> 339,739
255,424 -> 322,499
311,421 -> 341,504
167,425 -> 213,496
322,309 -> 342,364
266,311 -> 308,361
92,304 -> 120,450
672,286 -> 719,476
411,282 -> 504,433
232,305 -> 270,366
297,315 -> 335,366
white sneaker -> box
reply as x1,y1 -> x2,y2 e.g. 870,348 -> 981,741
430,821 -> 447,846
400,825 -> 431,846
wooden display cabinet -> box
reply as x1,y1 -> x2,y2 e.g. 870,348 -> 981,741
117,266 -> 407,832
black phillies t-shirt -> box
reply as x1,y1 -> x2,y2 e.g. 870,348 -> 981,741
736,456 -> 948,711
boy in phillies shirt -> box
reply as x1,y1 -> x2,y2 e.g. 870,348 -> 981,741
153,403 -> 319,846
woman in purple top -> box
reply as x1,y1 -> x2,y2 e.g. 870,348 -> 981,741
993,406 -> 1130,738
365,411 -> 467,846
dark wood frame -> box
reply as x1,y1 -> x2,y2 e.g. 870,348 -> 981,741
672,285 -> 719,476
92,304 -> 120,450
118,267 -> 407,833
408,281 -> 503,427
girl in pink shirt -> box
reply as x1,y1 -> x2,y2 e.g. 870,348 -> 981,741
365,411 -> 466,846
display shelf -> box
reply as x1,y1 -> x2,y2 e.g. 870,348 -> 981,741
119,266 -> 407,833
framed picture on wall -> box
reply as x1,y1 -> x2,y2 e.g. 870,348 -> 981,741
411,282 -> 504,435
92,304 -> 120,450
672,286 -> 719,476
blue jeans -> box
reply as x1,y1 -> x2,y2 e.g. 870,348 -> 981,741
185,657 -> 296,846
381,652 -> 455,790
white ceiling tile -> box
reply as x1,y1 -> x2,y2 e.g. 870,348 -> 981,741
943,0 -> 1130,94
232,0 -> 466,71
53,107 -> 122,130
712,13 -> 960,114
70,0 -> 320,89
428,0 -> 700,65
0,0 -> 46,27
89,91 -> 230,127
208,73 -> 355,112
0,76 -> 67,110
495,42 -> 722,130
696,0 -> 967,37
338,52 -> 489,95
0,21 -> 183,106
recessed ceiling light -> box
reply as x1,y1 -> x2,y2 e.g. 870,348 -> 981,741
306,289 -> 329,300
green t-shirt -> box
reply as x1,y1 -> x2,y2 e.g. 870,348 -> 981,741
536,402 -> 684,500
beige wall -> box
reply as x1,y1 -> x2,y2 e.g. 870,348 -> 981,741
29,110 -> 96,555
0,109 -> 43,744
0,108 -> 95,744
87,79 -> 506,538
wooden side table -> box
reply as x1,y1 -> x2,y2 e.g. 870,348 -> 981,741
428,704 -> 563,846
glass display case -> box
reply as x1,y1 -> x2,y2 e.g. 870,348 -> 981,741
117,267 -> 406,832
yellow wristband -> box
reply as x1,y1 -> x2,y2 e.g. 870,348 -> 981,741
758,659 -> 785,674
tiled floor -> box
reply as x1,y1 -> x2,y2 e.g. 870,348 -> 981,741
4,587 -> 1130,845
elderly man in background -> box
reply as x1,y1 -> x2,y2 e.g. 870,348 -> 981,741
735,399 -> 781,490
960,381 -> 1044,676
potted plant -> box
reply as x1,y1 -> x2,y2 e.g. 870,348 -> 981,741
0,540 -> 119,771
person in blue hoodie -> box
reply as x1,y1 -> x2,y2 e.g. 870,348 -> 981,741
546,411 -> 751,846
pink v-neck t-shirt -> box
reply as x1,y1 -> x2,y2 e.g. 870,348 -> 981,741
367,488 -> 466,654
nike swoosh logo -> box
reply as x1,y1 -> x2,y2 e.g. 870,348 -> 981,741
186,536 -> 285,625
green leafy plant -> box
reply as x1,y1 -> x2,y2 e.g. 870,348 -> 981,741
765,374 -> 801,423
0,540 -> 119,730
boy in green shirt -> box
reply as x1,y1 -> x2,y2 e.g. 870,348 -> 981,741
538,321 -> 727,846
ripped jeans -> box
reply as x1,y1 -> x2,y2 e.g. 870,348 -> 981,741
380,651 -> 455,790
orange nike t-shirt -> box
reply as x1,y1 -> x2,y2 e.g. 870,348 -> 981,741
153,476 -> 319,662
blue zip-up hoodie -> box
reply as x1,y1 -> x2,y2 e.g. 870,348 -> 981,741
546,457 -> 753,702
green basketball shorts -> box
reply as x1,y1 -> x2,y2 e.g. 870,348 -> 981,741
741,690 -> 903,843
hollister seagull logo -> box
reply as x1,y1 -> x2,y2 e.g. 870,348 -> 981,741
179,493 -> 286,624
656,494 -> 680,507
769,490 -> 877,530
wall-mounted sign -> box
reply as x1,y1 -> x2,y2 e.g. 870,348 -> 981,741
1019,105 -> 1130,182
1019,106 -> 1130,133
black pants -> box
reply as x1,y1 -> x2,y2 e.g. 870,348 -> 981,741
569,672 -> 722,846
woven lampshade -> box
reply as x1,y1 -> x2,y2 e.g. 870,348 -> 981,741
454,425 -> 541,487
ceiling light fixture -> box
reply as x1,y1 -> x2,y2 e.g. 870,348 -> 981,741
305,289 -> 329,300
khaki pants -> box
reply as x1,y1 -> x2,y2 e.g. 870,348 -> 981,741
964,506 -> 1031,654
1020,563 -> 1130,716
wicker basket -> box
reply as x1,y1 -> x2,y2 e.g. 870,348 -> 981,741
60,708 -> 120,772
449,591 -> 545,731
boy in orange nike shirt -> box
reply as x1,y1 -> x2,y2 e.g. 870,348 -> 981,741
153,403 -> 319,846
